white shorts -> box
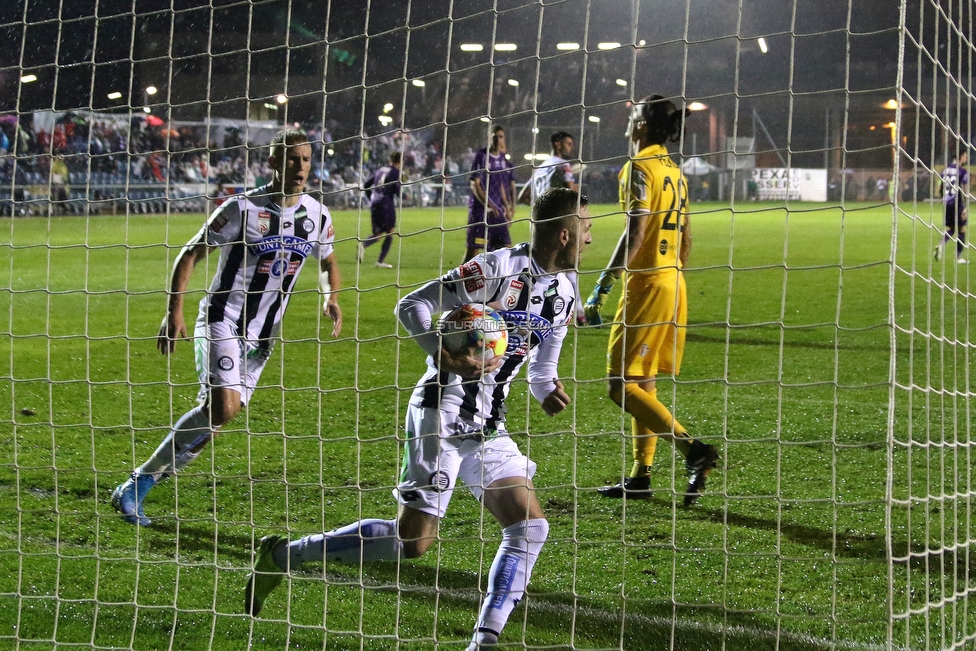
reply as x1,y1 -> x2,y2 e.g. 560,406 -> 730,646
193,317 -> 271,406
395,404 -> 537,519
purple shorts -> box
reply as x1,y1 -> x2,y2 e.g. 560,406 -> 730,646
945,201 -> 967,232
466,210 -> 511,251
370,202 -> 397,235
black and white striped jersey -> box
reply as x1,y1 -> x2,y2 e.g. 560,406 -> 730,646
530,155 -> 576,203
197,185 -> 335,348
398,242 -> 576,432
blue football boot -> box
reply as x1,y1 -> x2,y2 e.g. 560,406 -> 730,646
110,473 -> 156,526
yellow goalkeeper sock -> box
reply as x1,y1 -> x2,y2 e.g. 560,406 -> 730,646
629,419 -> 657,478
620,385 -> 692,457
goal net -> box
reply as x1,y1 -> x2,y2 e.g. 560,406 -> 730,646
0,1 -> 972,650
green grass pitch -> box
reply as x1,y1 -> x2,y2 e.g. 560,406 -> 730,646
0,199 -> 972,650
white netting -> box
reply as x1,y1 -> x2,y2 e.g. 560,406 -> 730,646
0,1 -> 972,650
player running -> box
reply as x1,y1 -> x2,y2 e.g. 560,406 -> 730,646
584,95 -> 719,506
246,188 -> 592,651
463,125 -> 517,262
935,151 -> 969,264
110,128 -> 343,527
359,151 -> 402,268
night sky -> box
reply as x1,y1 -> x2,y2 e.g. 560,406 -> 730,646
0,0 -> 968,166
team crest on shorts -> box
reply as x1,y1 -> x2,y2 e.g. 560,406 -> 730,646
258,211 -> 271,234
429,471 -> 451,492
217,356 -> 234,371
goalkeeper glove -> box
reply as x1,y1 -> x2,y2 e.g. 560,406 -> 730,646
584,272 -> 616,326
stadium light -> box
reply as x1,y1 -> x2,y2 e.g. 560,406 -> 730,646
598,42 -> 621,50
556,42 -> 579,51
480,117 -> 491,123
758,37 -> 768,54
326,148 -> 335,156
143,107 -> 151,113
383,102 -> 394,113
107,91 -> 122,100
20,74 -> 37,83
276,94 -> 288,104
884,99 -> 899,110
494,43 -> 517,51
412,79 -> 426,87
687,102 -> 708,111
508,79 -> 519,87
531,127 -> 539,133
638,39 -> 646,46
263,103 -> 278,110
524,153 -> 549,161
588,116 -> 601,123
145,85 -> 158,95
378,115 -> 393,126
615,79 -> 627,87
460,43 -> 483,52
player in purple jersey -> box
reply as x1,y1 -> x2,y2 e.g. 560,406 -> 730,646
359,151 -> 402,268
463,125 -> 517,262
110,129 -> 344,527
935,151 -> 969,263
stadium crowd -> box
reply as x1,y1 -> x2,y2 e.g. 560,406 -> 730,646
0,111 -> 485,215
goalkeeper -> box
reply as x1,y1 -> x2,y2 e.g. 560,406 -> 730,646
584,95 -> 718,506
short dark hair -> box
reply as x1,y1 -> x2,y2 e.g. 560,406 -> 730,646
389,151 -> 402,165
550,131 -> 573,148
269,128 -> 309,161
638,95 -> 689,145
532,187 -> 588,245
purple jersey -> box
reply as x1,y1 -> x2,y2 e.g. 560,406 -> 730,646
468,148 -> 514,222
943,163 -> 968,205
364,165 -> 401,207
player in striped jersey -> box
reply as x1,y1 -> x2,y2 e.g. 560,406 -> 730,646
111,128 -> 343,527
518,131 -> 579,205
246,188 -> 592,651
517,131 -> 585,325
585,96 -> 718,506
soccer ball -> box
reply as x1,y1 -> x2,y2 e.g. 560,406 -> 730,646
438,304 -> 508,359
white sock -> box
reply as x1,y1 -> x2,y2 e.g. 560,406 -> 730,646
472,518 -> 549,641
279,519 -> 401,569
137,405 -> 213,481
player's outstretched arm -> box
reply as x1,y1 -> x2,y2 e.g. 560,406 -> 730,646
157,238 -> 210,354
319,254 -> 342,338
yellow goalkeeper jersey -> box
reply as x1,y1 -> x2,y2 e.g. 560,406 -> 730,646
618,143 -> 689,274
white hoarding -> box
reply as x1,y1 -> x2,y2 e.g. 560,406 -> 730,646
752,168 -> 827,202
